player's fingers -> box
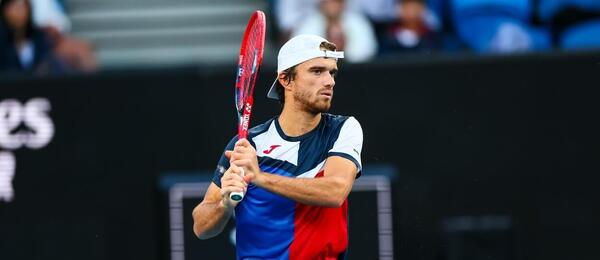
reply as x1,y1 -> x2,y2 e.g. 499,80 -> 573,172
226,163 -> 241,174
230,153 -> 245,164
233,141 -> 257,161
231,158 -> 247,168
235,138 -> 251,148
224,150 -> 233,160
222,174 -> 247,188
234,158 -> 255,169
243,174 -> 253,183
231,149 -> 254,162
221,185 -> 246,196
222,179 -> 247,190
226,169 -> 241,178
235,144 -> 256,155
232,160 -> 253,178
221,175 -> 247,190
232,145 -> 248,155
222,170 -> 237,181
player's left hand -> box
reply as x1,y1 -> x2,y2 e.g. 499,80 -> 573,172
226,138 -> 261,183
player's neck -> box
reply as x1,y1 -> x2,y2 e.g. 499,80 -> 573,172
278,105 -> 321,137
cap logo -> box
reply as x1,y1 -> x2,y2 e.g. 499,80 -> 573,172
323,50 -> 344,59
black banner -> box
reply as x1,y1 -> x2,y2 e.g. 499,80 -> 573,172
1,53 -> 599,260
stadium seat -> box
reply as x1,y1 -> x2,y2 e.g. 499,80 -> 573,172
538,0 -> 600,22
450,0 -> 551,52
560,19 -> 600,50
451,0 -> 531,21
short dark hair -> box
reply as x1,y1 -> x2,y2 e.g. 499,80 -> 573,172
274,41 -> 338,104
274,66 -> 297,105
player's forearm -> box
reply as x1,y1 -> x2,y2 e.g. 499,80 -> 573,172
253,172 -> 351,207
192,200 -> 233,239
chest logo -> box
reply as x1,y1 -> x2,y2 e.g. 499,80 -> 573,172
263,145 -> 281,154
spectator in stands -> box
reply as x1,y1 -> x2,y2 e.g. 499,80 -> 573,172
30,0 -> 71,33
0,0 -> 58,73
0,0 -> 96,74
273,0 -> 319,45
379,0 -> 442,54
30,0 -> 97,72
292,0 -> 377,62
346,0 -> 397,39
42,23 -> 97,72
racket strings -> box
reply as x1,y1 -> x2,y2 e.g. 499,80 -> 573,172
237,22 -> 263,113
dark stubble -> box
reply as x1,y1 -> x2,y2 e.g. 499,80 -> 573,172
293,88 -> 331,114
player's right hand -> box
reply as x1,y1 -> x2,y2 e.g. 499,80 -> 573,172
219,163 -> 247,209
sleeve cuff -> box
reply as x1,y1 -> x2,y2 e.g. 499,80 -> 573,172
328,152 -> 362,178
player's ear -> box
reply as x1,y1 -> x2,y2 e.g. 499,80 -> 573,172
278,73 -> 292,90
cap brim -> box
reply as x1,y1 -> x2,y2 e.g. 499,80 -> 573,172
267,78 -> 279,100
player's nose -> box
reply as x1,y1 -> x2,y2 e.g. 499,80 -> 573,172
323,72 -> 335,88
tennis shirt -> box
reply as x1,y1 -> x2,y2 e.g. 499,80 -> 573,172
212,113 -> 363,260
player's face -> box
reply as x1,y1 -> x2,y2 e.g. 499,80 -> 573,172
3,0 -> 30,31
291,57 -> 338,114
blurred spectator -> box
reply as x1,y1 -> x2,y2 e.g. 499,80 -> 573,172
0,0 -> 96,74
450,0 -> 551,53
43,24 -> 97,72
538,0 -> 600,50
0,0 -> 58,73
379,0 -> 442,54
293,0 -> 377,62
32,0 -> 96,72
273,0 -> 319,45
346,0 -> 397,38
30,0 -> 70,33
347,0 -> 397,22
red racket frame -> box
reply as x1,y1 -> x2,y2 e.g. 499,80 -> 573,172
235,10 -> 266,139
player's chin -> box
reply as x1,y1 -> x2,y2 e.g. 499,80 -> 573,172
311,101 -> 331,113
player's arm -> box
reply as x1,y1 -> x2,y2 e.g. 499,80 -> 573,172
228,139 -> 358,207
192,164 -> 246,239
258,155 -> 357,207
192,183 -> 232,239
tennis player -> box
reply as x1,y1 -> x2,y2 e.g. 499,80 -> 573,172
193,34 -> 363,259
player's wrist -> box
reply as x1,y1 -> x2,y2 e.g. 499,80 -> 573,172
219,196 -> 235,211
252,171 -> 268,186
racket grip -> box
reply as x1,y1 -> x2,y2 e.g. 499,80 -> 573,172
230,191 -> 244,201
229,167 -> 245,201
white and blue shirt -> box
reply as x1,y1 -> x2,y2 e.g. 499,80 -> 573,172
212,113 -> 363,260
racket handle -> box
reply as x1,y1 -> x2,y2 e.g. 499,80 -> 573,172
230,191 -> 244,201
229,167 -> 245,201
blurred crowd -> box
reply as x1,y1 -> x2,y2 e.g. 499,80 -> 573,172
2,0 -> 600,75
271,0 -> 600,62
0,0 -> 96,75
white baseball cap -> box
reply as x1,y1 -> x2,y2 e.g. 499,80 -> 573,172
267,34 -> 345,100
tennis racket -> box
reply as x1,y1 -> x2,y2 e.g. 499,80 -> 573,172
230,10 -> 266,201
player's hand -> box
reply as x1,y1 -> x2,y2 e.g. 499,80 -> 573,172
219,163 -> 247,209
225,138 -> 261,184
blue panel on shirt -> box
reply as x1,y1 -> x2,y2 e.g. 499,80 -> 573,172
235,167 -> 295,259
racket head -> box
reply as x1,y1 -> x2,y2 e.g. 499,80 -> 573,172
235,10 -> 266,139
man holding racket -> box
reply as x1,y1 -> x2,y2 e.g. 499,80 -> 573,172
193,34 -> 363,259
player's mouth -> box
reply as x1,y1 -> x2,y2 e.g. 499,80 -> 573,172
319,91 -> 333,98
